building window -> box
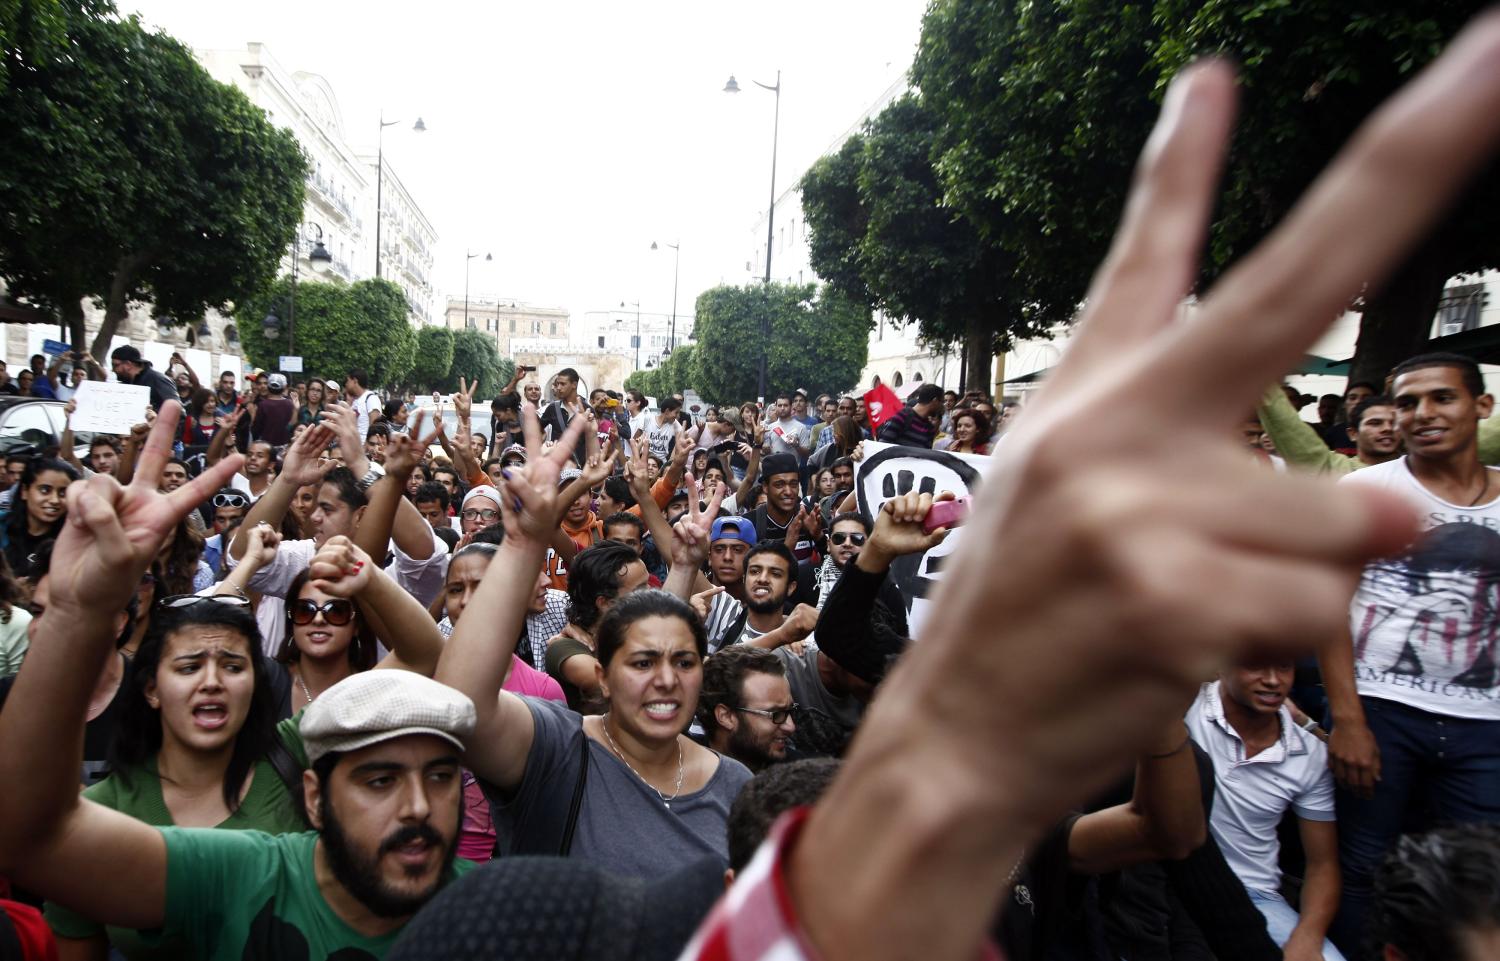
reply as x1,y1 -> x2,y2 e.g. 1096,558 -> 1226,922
510,319 -> 516,333
893,371 -> 904,388
549,321 -> 557,336
1436,283 -> 1487,336
598,336 -> 606,348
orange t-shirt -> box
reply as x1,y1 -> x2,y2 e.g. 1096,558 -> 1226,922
545,515 -> 603,591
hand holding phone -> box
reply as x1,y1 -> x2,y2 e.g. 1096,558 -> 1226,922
922,495 -> 972,534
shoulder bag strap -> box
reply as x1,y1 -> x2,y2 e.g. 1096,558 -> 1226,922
266,733 -> 311,828
558,730 -> 590,856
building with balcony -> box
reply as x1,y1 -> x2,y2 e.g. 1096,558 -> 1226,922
359,155 -> 438,326
195,43 -> 439,327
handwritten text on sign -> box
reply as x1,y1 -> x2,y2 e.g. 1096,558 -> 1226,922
69,381 -> 151,434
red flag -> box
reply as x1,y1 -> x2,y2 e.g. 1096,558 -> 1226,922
863,383 -> 902,432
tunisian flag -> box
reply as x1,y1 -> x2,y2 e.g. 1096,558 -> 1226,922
863,383 -> 903,433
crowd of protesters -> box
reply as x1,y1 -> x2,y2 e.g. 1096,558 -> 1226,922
4,21 -> 1500,961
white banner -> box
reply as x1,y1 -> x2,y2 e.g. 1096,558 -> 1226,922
69,381 -> 151,434
279,355 -> 303,373
853,441 -> 993,639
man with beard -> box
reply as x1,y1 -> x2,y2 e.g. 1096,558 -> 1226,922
699,646 -> 797,772
813,513 -> 905,627
0,406 -> 474,960
733,542 -> 819,652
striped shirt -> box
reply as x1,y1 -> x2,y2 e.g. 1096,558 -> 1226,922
704,591 -> 745,654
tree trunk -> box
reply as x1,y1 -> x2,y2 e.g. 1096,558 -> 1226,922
89,253 -> 151,360
60,296 -> 87,350
1349,245 -> 1452,389
964,316 -> 989,398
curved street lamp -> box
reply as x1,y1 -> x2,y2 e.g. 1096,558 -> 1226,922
724,70 -> 781,402
375,112 -> 427,278
465,251 -> 492,328
651,240 -> 681,354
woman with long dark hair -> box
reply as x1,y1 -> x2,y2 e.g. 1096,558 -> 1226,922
43,596 -> 304,960
297,378 -> 327,426
935,407 -> 993,456
221,525 -> 447,718
154,517 -> 212,596
0,457 -> 78,580
438,414 -> 750,875
181,388 -> 219,447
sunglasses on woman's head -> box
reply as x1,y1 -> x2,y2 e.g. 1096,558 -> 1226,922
157,594 -> 251,610
290,599 -> 356,626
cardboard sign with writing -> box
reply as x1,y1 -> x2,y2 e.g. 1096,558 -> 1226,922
69,381 -> 151,434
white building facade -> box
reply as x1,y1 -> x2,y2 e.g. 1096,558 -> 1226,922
577,308 -> 697,374
197,43 -> 438,327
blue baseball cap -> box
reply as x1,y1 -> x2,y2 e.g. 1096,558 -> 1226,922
710,516 -> 756,544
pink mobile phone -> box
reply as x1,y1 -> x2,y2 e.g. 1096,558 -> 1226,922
923,495 -> 972,534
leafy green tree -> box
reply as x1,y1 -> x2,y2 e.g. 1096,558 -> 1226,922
236,278 -> 414,390
913,0 -> 1497,385
803,94 -> 1057,390
1149,1 -> 1497,383
0,2 -> 306,356
411,326 -> 455,392
444,329 -> 508,398
691,283 -> 870,407
913,0 -> 1157,329
1,0 -> 71,94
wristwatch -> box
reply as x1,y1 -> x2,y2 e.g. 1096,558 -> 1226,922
355,467 -> 382,492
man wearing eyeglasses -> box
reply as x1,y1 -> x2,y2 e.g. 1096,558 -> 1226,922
458,486 -> 501,539
698,646 -> 797,772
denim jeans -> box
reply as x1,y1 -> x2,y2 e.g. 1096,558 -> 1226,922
1330,696 -> 1500,957
1247,889 -> 1346,960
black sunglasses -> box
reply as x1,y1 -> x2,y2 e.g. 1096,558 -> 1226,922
158,594 -> 251,610
735,705 -> 797,725
829,532 -> 866,547
290,599 -> 356,626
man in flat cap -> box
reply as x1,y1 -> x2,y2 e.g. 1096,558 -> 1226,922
0,408 -> 476,960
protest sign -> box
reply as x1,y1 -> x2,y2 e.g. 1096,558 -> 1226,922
280,356 -> 304,373
69,381 -> 151,434
854,441 -> 993,639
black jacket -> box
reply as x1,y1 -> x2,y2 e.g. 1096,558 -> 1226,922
125,363 -> 180,412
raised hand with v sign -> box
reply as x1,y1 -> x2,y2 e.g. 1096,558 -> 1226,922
784,23 -> 1500,961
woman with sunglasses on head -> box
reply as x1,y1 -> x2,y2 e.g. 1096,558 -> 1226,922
221,524 -> 448,719
42,590 -> 304,961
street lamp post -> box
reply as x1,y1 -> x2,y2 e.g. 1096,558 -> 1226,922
652,240 -> 681,353
621,300 -> 641,371
264,223 -> 331,366
375,112 -> 425,279
724,70 -> 780,402
464,251 -> 491,328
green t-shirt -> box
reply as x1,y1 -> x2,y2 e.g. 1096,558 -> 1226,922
45,752 -> 308,958
145,828 -> 472,961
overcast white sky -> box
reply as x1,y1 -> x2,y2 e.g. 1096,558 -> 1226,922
122,0 -> 928,326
